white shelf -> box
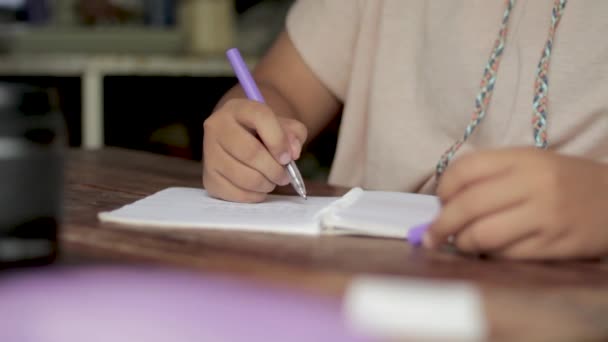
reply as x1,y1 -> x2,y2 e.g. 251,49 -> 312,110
0,53 -> 257,77
0,52 -> 259,150
3,27 -> 184,55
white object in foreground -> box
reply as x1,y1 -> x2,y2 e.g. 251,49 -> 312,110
344,276 -> 487,341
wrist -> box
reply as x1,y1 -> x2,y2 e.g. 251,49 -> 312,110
256,81 -> 302,122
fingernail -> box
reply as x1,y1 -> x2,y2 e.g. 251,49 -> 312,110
279,152 -> 291,165
291,139 -> 301,160
423,233 -> 433,249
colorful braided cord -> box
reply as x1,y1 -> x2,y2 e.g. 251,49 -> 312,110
533,0 -> 567,148
435,0 -> 568,178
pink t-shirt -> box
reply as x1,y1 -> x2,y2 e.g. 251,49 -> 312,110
286,0 -> 608,193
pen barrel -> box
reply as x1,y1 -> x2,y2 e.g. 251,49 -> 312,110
226,48 -> 266,103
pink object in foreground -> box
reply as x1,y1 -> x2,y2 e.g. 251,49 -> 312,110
0,266 -> 371,342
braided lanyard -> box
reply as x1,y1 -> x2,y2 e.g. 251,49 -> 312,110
435,0 -> 568,177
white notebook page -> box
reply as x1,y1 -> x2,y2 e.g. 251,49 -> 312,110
98,187 -> 340,235
322,188 -> 440,238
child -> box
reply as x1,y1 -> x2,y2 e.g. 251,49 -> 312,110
202,0 -> 608,260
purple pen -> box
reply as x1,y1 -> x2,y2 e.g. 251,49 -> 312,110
226,48 -> 307,199
408,223 -> 430,246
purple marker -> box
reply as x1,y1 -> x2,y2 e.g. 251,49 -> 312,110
226,48 -> 308,200
408,223 -> 430,246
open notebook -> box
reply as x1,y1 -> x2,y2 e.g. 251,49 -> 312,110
98,187 -> 440,239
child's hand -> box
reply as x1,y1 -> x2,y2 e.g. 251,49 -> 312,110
426,147 -> 608,260
202,98 -> 307,203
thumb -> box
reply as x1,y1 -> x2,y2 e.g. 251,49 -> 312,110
279,118 -> 308,160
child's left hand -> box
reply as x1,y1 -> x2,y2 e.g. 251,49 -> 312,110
425,147 -> 608,260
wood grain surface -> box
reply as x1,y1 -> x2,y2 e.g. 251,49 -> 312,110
60,148 -> 608,341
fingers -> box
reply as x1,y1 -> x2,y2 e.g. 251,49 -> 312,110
233,102 -> 293,165
211,119 -> 289,187
491,220 -> 583,260
215,143 -> 278,193
280,118 -> 308,160
455,212 -> 583,260
203,98 -> 308,203
492,234 -> 556,260
436,150 -> 517,202
426,148 -> 607,260
203,166 -> 267,203
203,130 -> 273,202
428,170 -> 528,246
452,204 -> 539,254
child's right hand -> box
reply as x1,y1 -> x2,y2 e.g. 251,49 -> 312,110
202,98 -> 307,203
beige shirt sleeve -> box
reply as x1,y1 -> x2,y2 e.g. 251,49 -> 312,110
286,0 -> 362,101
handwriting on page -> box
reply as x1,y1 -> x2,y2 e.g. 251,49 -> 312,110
194,201 -> 323,219
200,203 -> 306,211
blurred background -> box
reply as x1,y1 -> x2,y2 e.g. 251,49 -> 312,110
0,0 -> 339,181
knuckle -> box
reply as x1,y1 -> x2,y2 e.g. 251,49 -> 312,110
268,164 -> 286,184
203,113 -> 231,134
224,98 -> 249,110
290,120 -> 308,137
207,102 -> 242,127
439,159 -> 473,195
250,101 -> 272,115
461,187 -> 482,209
203,116 -> 216,132
236,99 -> 272,117
242,142 -> 264,163
456,197 -> 477,220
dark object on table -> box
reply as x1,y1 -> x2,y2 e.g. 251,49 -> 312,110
0,82 -> 65,269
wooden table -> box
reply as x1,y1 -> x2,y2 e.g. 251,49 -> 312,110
62,148 -> 608,341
